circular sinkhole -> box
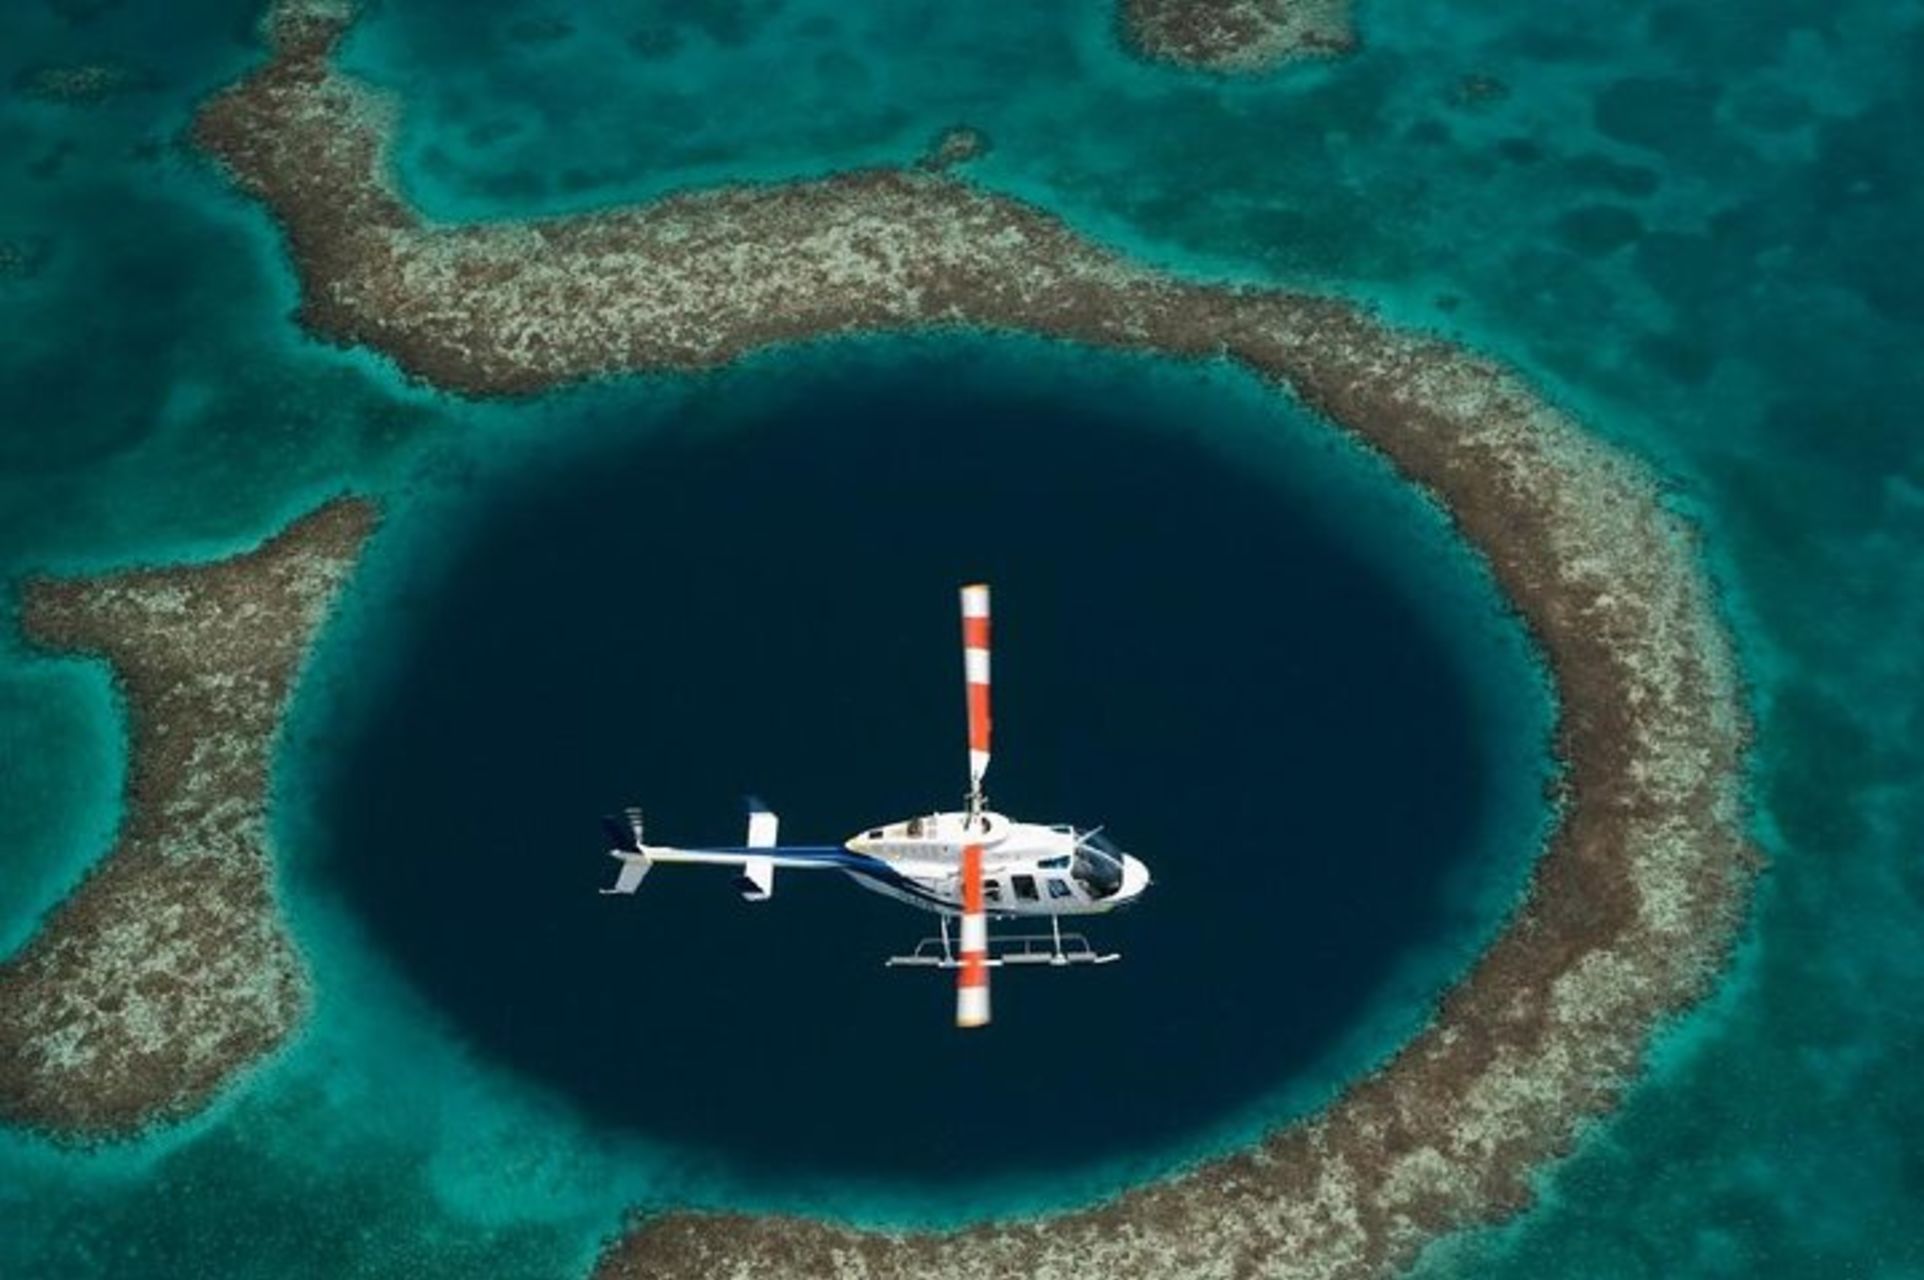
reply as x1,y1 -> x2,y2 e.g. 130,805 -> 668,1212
304,341 -> 1547,1193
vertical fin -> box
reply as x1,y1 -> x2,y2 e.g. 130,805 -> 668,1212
745,797 -> 780,849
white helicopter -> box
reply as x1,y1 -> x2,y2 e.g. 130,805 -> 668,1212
600,583 -> 1152,1028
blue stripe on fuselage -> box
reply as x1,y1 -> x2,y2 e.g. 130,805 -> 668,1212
678,845 -> 951,908
685,844 -> 849,856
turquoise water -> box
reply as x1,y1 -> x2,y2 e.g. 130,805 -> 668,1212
3,0 -> 1922,1275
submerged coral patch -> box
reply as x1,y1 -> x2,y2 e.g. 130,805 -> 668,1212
1120,0 -> 1357,72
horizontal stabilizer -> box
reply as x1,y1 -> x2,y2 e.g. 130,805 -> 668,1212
601,851 -> 651,894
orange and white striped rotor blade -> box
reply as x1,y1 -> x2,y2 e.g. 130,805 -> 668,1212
958,582 -> 992,1029
960,583 -> 991,793
957,840 -> 990,1028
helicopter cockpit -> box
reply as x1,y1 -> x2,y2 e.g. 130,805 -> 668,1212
1071,831 -> 1127,899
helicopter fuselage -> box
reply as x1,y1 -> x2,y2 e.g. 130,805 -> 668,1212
843,809 -> 1150,918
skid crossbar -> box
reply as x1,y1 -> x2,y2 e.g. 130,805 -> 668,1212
886,917 -> 1119,968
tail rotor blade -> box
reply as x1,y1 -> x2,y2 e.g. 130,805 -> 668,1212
961,583 -> 991,798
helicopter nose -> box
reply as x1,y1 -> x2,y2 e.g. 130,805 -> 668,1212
1119,854 -> 1152,900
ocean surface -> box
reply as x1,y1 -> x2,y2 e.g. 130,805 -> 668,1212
1,0 -> 1921,1276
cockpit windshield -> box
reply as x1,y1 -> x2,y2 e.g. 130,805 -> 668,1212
1072,832 -> 1126,899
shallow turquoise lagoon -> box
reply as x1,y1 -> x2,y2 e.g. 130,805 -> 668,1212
2,0 -> 1922,1275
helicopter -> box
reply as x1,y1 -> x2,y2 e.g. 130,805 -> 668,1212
600,583 -> 1152,1028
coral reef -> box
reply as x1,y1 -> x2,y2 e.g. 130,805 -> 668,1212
920,125 -> 991,172
0,500 -> 377,1134
0,236 -> 54,281
13,60 -> 156,105
1120,0 -> 1356,72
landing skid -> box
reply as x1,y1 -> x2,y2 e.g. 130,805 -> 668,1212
885,915 -> 1120,968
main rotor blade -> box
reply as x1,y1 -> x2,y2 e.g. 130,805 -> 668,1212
958,582 -> 992,1030
957,840 -> 990,1028
961,583 -> 991,797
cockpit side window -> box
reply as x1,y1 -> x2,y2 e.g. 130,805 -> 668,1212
1047,877 -> 1075,900
1011,874 -> 1039,902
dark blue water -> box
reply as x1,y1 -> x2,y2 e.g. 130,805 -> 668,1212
308,349 -> 1498,1188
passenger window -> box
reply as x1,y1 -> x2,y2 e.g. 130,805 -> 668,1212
984,881 -> 1002,903
1012,874 -> 1039,902
1047,878 -> 1075,900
